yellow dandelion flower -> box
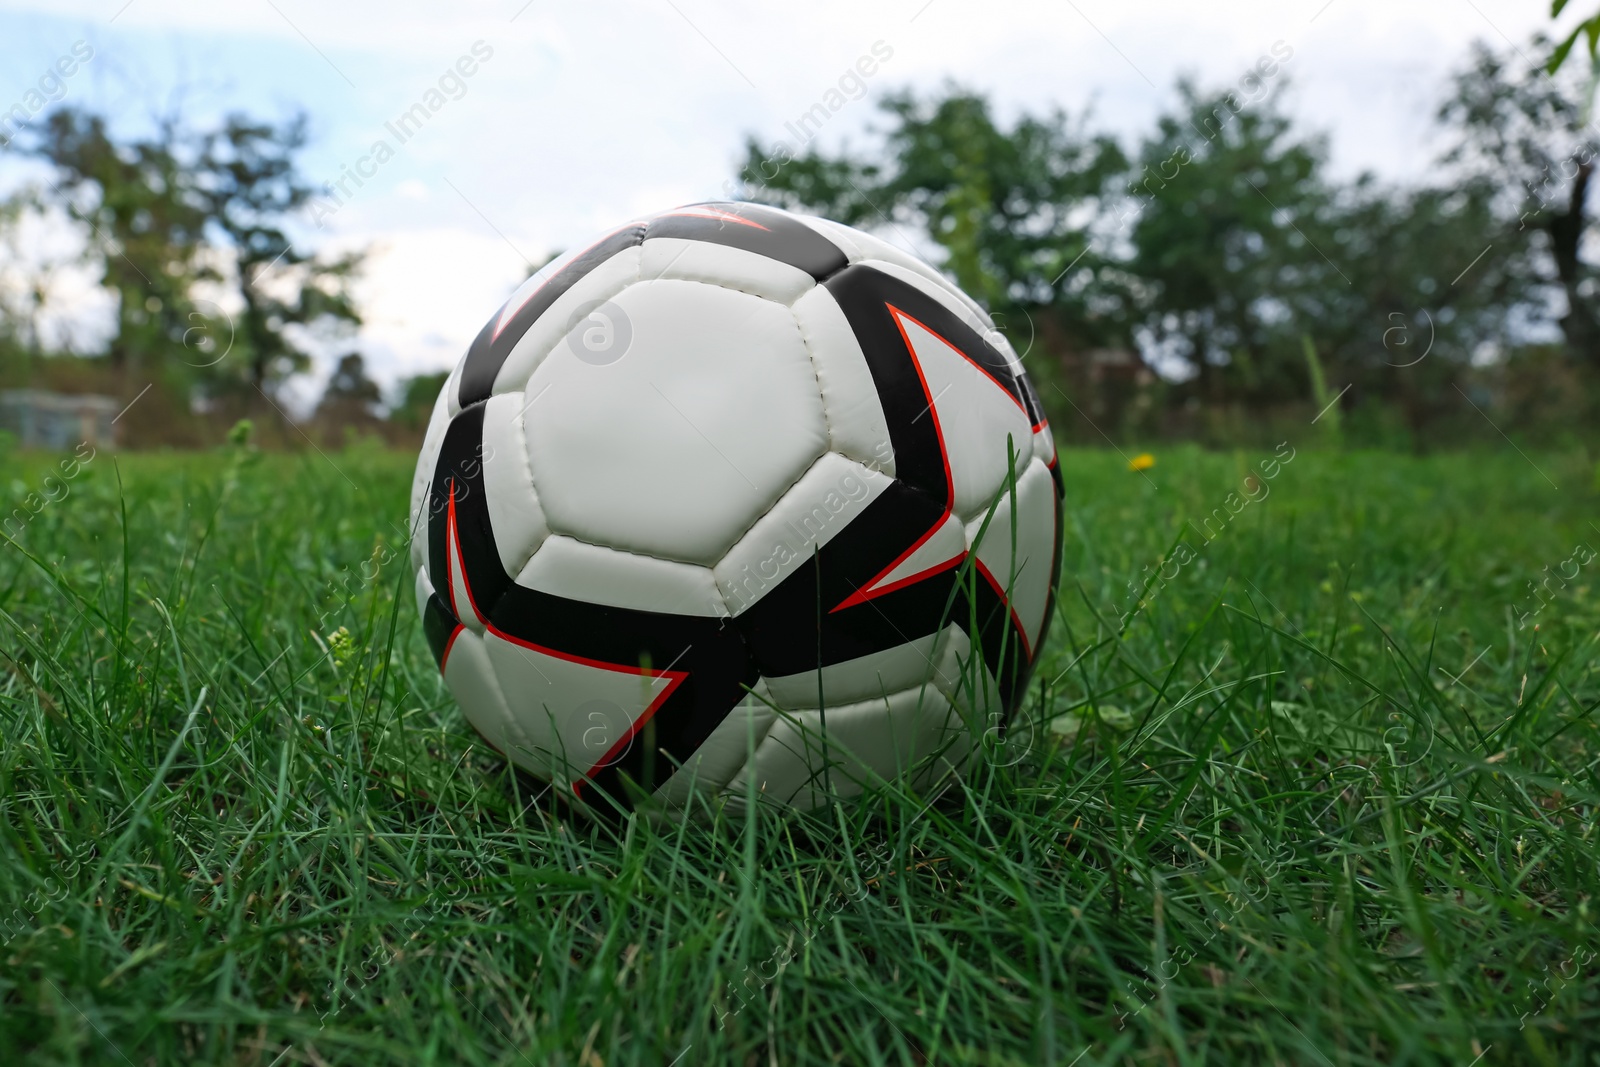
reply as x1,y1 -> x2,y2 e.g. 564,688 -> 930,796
1128,452 -> 1156,472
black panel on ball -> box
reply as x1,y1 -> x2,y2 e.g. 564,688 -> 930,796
642,202 -> 849,281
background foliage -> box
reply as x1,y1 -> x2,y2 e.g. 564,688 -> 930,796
2,34 -> 1598,449
741,37 -> 1599,449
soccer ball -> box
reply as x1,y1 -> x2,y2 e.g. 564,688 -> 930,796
409,202 -> 1062,811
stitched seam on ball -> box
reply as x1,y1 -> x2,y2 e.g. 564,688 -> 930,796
752,697 -> 919,805
453,629 -> 524,761
515,533 -> 729,620
514,273 -> 821,573
849,237 -> 988,321
794,214 -> 865,270
643,238 -> 816,304
496,261 -> 831,402
786,294 -> 841,461
956,453 -> 1048,530
926,624 -> 985,718
712,449 -> 849,613
492,249 -> 643,400
790,286 -> 900,479
504,392 -> 549,579
706,709 -> 780,795
629,292 -> 826,575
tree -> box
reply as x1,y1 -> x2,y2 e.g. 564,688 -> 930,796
1123,81 -> 1341,405
193,113 -> 363,397
1438,42 -> 1599,364
26,108 -> 206,373
317,352 -> 380,414
1311,177 -> 1527,436
740,87 -> 1131,416
21,106 -> 368,408
390,370 -> 449,429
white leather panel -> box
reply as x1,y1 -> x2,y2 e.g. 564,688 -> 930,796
791,285 -> 896,477
1033,421 -> 1057,466
516,534 -> 725,617
481,392 -> 550,579
525,278 -> 828,565
744,685 -> 968,809
444,495 -> 485,633
442,629 -> 522,761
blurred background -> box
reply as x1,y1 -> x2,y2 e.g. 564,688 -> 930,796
0,0 -> 1594,452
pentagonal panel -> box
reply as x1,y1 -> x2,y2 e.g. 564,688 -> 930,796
525,278 -> 828,565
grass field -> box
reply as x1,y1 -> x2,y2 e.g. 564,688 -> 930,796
2,438 -> 1598,1066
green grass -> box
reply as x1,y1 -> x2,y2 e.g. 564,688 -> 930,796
2,439 -> 1598,1066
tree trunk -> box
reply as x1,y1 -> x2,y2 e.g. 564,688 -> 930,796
1193,324 -> 1214,406
1549,160 -> 1600,365
242,289 -> 268,395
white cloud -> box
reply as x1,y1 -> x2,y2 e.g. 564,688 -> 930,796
352,226 -> 527,378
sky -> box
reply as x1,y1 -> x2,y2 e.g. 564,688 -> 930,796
0,0 -> 1577,404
